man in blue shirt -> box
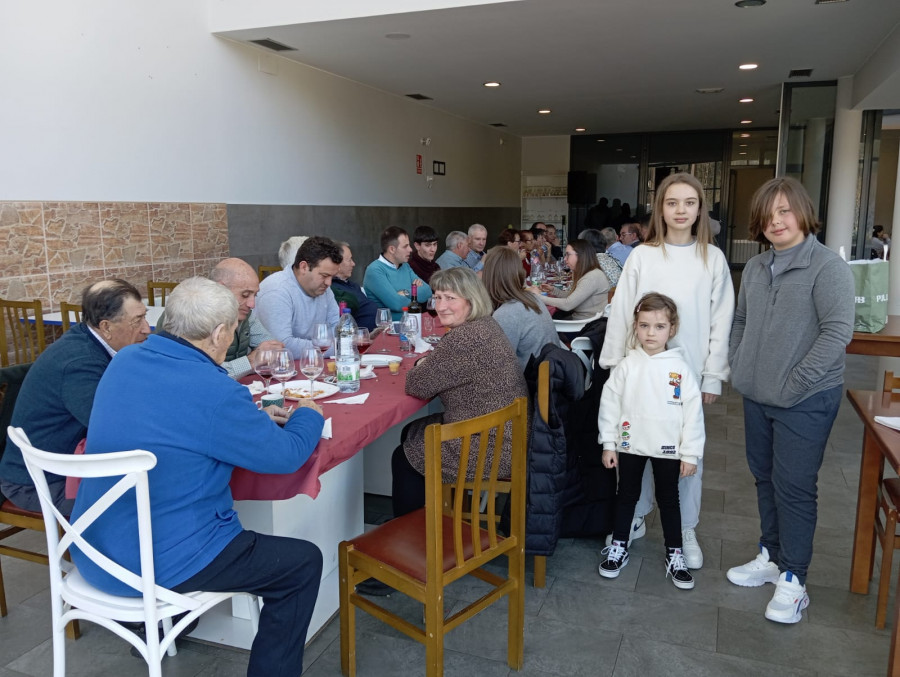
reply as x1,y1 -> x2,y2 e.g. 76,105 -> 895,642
435,231 -> 471,270
607,223 -> 641,267
331,242 -> 377,330
464,223 -> 487,272
363,227 -> 433,320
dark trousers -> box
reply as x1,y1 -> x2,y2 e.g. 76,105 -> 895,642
173,530 -> 322,677
392,445 -> 425,519
613,453 -> 682,549
743,386 -> 842,584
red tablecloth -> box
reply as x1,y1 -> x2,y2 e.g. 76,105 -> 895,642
230,330 -> 433,501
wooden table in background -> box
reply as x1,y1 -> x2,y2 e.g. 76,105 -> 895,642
847,316 -> 900,358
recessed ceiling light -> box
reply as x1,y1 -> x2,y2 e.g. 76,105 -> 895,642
740,120 -> 753,124
615,148 -> 623,152
739,97 -> 754,103
574,127 -> 586,132
735,0 -> 766,7
739,144 -> 748,147
739,152 -> 748,155
596,139 -> 605,142
740,133 -> 751,138
537,109 -> 551,115
739,63 -> 758,70
385,33 -> 411,40
483,81 -> 501,88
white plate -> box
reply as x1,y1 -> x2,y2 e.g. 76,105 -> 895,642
361,354 -> 402,367
270,380 -> 340,401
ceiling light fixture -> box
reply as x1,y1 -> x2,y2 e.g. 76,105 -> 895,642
596,139 -> 605,142
735,0 -> 766,7
739,63 -> 758,70
537,109 -> 551,114
740,133 -> 751,138
740,120 -> 753,124
574,127 -> 586,132
739,144 -> 748,147
739,152 -> 748,155
483,81 -> 501,88
739,97 -> 754,103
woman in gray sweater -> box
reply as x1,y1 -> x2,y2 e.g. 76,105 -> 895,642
726,177 -> 854,625
530,239 -> 610,320
483,246 -> 560,368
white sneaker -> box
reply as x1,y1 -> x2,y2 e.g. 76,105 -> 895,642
765,571 -> 809,624
726,545 -> 780,587
605,514 -> 647,547
681,528 -> 703,569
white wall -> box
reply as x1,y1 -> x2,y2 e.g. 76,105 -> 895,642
522,136 -> 570,176
0,0 -> 520,206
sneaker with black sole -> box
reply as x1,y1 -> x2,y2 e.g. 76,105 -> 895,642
355,578 -> 394,596
726,544 -> 780,587
598,540 -> 630,578
604,514 -> 647,547
681,528 -> 703,569
765,570 -> 809,624
665,547 -> 694,590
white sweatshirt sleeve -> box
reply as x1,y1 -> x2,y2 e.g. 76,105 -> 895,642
599,254 -> 641,369
678,365 -> 706,466
700,248 -> 736,395
597,360 -> 627,450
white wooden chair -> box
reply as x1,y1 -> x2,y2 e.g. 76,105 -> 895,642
552,311 -> 602,335
8,426 -> 260,677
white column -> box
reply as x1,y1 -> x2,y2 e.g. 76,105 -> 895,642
824,76 -> 862,256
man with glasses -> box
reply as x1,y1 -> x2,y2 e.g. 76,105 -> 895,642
607,223 -> 641,266
0,279 -> 151,514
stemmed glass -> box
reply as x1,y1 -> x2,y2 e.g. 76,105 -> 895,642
375,308 -> 392,353
298,347 -> 324,398
401,314 -> 418,358
270,349 -> 297,397
424,298 -> 437,337
312,323 -> 331,355
252,348 -> 275,393
354,327 -> 372,355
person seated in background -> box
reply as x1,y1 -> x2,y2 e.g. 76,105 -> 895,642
580,227 -> 623,288
391,267 -> 528,518
529,238 -> 610,320
71,277 -> 324,677
256,236 -> 342,358
408,225 -> 441,284
363,226 -> 432,320
497,228 -> 522,253
156,258 -> 284,379
530,223 -> 554,264
545,223 -> 564,260
482,246 -> 560,369
331,241 -> 377,330
0,280 -> 150,513
465,223 -> 488,272
870,224 -> 891,259
435,230 -> 471,269
278,235 -> 308,270
607,223 -> 640,266
520,229 -> 535,276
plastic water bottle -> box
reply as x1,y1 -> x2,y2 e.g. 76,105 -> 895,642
398,307 -> 410,353
334,307 -> 360,392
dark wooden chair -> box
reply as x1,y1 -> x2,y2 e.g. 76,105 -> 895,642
0,299 -> 45,367
146,281 -> 178,307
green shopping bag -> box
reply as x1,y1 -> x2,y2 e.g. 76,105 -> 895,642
849,259 -> 889,332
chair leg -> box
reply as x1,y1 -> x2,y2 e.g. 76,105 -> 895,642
508,545 -> 525,670
0,558 -> 7,617
162,615 -> 177,657
533,555 -> 546,588
64,619 -> 80,639
424,584 -> 444,677
877,510 -> 898,629
339,545 -> 356,677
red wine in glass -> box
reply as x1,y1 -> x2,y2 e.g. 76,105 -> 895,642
356,341 -> 372,354
426,307 -> 438,318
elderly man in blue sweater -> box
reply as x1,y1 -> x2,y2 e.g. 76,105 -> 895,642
363,226 -> 432,320
0,279 -> 150,514
72,277 -> 324,677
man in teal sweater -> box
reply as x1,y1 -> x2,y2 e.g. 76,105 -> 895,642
363,226 -> 432,320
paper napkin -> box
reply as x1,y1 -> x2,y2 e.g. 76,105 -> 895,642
325,393 -> 370,405
875,416 -> 900,432
413,335 -> 434,354
246,381 -> 265,395
321,417 -> 333,439
360,365 -> 376,379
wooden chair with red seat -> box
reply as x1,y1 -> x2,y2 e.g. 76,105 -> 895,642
257,265 -> 281,281
0,298 -> 45,367
874,371 -> 900,627
0,362 -> 79,637
339,397 -> 528,677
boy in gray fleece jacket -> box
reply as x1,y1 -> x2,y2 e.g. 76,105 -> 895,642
726,177 -> 854,625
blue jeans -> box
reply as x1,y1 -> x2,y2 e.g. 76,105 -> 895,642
742,386 -> 842,584
173,530 -> 322,677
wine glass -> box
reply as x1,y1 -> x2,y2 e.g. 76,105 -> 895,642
401,314 -> 418,358
375,308 -> 392,353
252,348 -> 275,393
424,297 -> 437,336
312,323 -> 331,355
270,349 -> 297,397
298,347 -> 324,398
354,327 -> 372,355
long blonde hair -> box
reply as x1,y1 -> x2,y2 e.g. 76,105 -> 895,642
646,172 -> 713,265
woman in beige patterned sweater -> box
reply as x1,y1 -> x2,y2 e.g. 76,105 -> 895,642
392,267 -> 529,517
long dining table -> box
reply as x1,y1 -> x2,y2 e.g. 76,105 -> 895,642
189,330 -> 441,649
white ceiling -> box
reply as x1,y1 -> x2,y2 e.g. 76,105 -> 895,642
215,0 -> 900,137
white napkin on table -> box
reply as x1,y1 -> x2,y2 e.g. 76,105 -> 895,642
325,392 -> 370,405
413,335 -> 434,354
321,418 -> 333,439
246,381 -> 265,395
875,416 -> 900,432
360,365 -> 376,379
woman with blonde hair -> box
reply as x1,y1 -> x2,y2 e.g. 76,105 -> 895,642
483,246 -> 559,368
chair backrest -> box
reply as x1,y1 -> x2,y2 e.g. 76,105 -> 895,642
8,426 -> 202,614
146,281 -> 178,307
423,397 -> 528,578
569,336 -> 593,392
0,363 -> 32,460
884,371 -> 900,393
59,302 -> 82,333
257,265 -> 281,281
0,299 -> 45,367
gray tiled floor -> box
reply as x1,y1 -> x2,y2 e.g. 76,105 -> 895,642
1,354 -> 894,676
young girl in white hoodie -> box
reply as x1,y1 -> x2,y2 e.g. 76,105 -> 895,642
598,293 -> 705,589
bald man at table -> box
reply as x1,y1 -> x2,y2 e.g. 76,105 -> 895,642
72,277 -> 324,677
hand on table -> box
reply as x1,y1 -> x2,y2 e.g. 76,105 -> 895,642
264,405 -> 293,425
295,398 -> 324,417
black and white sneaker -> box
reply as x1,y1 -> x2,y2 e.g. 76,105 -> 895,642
599,540 -> 630,578
666,547 -> 694,590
